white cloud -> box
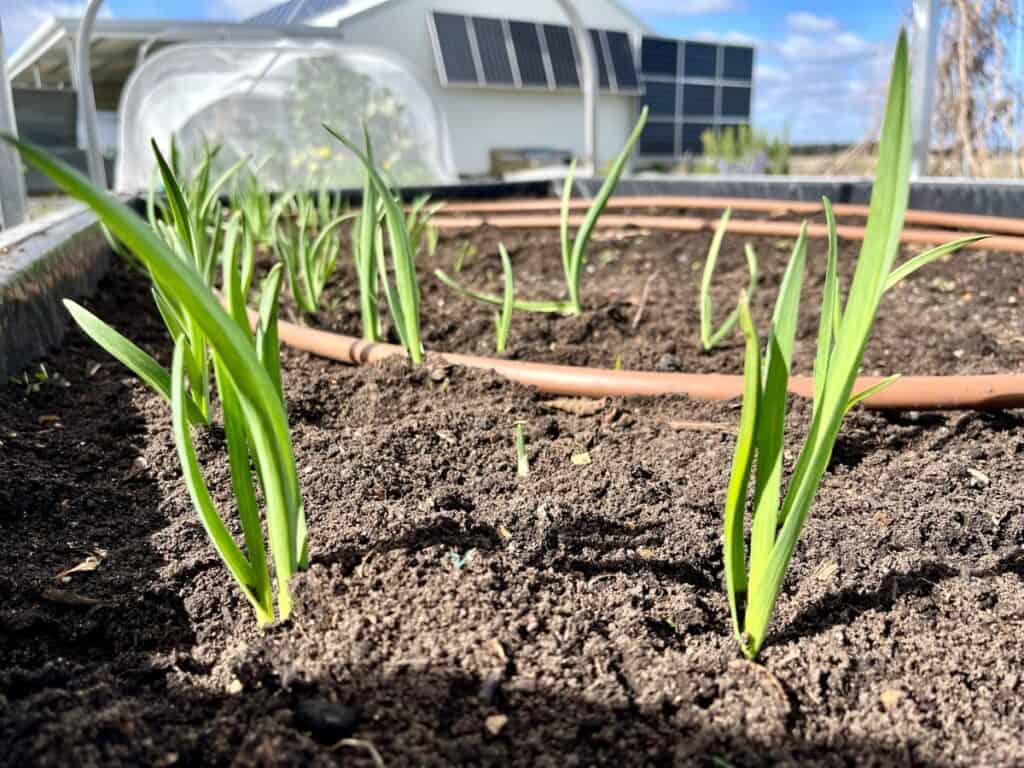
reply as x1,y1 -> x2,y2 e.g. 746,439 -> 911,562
786,11 -> 839,34
692,28 -> 759,46
754,63 -> 789,85
624,0 -> 741,16
2,1 -> 106,55
778,31 -> 877,61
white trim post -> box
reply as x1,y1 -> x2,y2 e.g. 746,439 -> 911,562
910,0 -> 940,178
0,19 -> 29,229
77,0 -> 108,188
554,0 -> 598,176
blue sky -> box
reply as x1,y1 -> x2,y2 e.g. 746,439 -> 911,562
2,0 -> 908,143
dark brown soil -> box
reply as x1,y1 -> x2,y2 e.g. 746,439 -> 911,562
1,225 -> 1023,767
312,223 -> 1024,376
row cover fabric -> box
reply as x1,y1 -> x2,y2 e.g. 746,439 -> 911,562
116,39 -> 456,192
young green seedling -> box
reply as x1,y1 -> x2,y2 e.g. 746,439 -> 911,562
720,31 -> 987,659
494,244 -> 515,353
6,135 -> 309,625
406,193 -> 445,258
351,130 -> 383,341
700,208 -> 759,350
324,123 -> 424,363
272,192 -> 355,313
434,107 -> 649,316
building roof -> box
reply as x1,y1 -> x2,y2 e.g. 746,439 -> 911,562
246,0 -> 349,25
8,17 -> 343,108
245,0 -> 654,34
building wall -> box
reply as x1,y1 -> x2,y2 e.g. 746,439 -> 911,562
316,0 -> 649,176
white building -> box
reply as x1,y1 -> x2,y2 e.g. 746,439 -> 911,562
247,0 -> 652,175
7,0 -> 754,184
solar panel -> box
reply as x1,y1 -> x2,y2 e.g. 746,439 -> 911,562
641,37 -> 677,76
509,21 -> 548,87
720,86 -> 751,117
473,17 -> 514,86
642,81 -> 676,115
722,46 -> 754,80
638,35 -> 754,160
682,84 -> 715,116
684,42 -> 718,78
543,24 -> 579,88
640,122 -> 675,155
588,30 -> 611,88
606,31 -> 638,89
433,12 -> 478,84
681,122 -> 714,153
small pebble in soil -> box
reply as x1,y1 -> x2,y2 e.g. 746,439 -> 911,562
484,713 -> 509,735
967,468 -> 991,488
293,699 -> 359,744
655,353 -> 682,372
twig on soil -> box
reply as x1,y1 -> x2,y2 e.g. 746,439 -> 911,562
332,738 -> 385,767
668,420 -> 738,435
40,587 -> 105,607
543,397 -> 607,416
631,270 -> 659,331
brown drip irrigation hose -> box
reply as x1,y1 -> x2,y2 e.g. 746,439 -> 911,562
273,319 -> 1024,411
427,212 -> 1024,252
267,195 -> 1024,410
430,195 -> 1024,237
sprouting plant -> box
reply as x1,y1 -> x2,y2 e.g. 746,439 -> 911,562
453,241 -> 476,273
720,32 -> 987,659
448,548 -> 476,570
132,141 -> 244,422
325,123 -> 423,364
514,421 -> 529,477
494,244 -> 514,353
700,209 -> 760,350
314,185 -> 346,230
7,135 -> 309,625
9,363 -> 67,395
406,193 -> 444,258
434,107 -> 649,316
230,163 -> 277,248
350,131 -> 383,341
272,192 -> 355,314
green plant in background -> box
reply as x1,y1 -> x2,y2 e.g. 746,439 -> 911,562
325,123 -> 424,364
434,107 -> 649,316
230,165 -> 289,249
406,193 -> 444,259
494,244 -> 515,353
351,129 -> 384,341
720,32 -> 987,659
7,135 -> 309,624
700,208 -> 762,350
698,125 -> 790,175
139,140 -> 246,422
272,192 -> 355,314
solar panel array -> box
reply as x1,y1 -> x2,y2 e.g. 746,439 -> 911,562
638,37 -> 754,158
429,12 -> 640,93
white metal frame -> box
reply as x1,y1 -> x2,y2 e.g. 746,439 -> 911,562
77,0 -> 107,187
0,19 -> 28,229
910,0 -> 939,178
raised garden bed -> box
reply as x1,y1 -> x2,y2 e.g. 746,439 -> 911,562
2,219 -> 1023,765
